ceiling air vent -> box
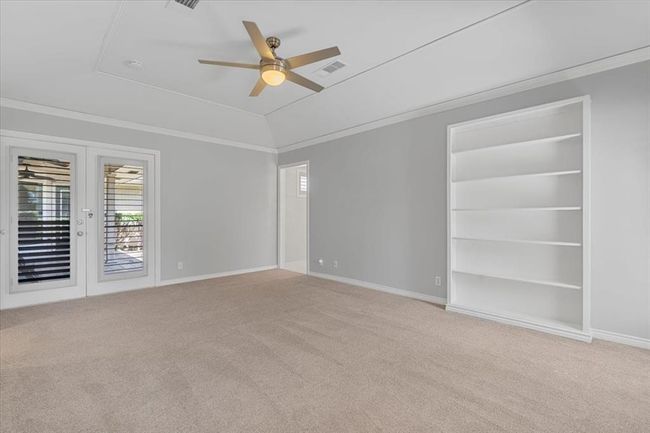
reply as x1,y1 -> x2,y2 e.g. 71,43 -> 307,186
172,0 -> 199,10
316,60 -> 346,77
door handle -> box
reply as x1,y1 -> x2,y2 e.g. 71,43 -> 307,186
81,208 -> 94,218
77,231 -> 84,237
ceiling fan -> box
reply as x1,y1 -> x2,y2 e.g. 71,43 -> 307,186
198,21 -> 340,96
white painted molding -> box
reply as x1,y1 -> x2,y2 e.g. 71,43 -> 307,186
157,265 -> 278,286
278,46 -> 650,153
592,329 -> 650,350
1,129 -> 160,157
446,304 -> 593,343
309,271 -> 447,305
0,97 -> 278,154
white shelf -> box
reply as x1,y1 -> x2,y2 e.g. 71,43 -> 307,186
452,270 -> 582,290
452,237 -> 581,247
453,169 -> 581,184
452,206 -> 582,212
452,133 -> 582,155
448,97 -> 590,340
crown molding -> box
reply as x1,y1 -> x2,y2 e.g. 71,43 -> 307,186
0,97 -> 278,154
278,46 -> 650,153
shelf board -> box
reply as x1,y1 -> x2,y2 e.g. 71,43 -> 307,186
445,303 -> 590,342
452,237 -> 581,247
452,206 -> 582,212
452,133 -> 582,155
452,270 -> 582,290
453,169 -> 581,184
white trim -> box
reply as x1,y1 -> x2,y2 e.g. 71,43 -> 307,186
0,98 -> 277,154
582,97 -> 592,333
1,129 -> 158,156
446,303 -> 593,343
309,271 -> 446,305
158,265 -> 277,286
278,47 -> 650,153
592,329 -> 650,350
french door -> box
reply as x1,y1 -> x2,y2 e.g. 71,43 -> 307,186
0,136 -> 157,309
85,148 -> 155,296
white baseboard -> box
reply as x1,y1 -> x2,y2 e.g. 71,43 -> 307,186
446,303 -> 593,343
158,265 -> 278,286
308,271 -> 447,305
592,329 -> 650,350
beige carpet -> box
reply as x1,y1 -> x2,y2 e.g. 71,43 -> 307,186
1,270 -> 648,433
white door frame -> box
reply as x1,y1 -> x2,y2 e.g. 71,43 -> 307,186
277,161 -> 309,275
0,130 -> 161,309
1,141 -> 87,309
86,149 -> 156,296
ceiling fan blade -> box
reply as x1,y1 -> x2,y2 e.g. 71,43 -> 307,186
285,71 -> 324,93
285,46 -> 340,69
249,77 -> 267,97
242,21 -> 275,60
198,59 -> 260,69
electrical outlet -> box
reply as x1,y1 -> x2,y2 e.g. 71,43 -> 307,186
435,276 -> 441,286
333,260 -> 338,269
177,261 -> 184,270
317,258 -> 324,266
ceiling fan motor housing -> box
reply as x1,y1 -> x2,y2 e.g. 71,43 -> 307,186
266,36 -> 281,51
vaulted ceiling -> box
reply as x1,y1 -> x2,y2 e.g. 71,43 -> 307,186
1,1 -> 649,150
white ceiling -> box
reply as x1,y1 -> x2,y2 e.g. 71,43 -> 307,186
1,1 -> 649,149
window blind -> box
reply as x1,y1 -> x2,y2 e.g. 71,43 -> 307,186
103,163 -> 145,274
17,156 -> 71,284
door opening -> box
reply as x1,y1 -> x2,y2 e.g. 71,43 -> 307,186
278,162 -> 308,274
0,134 -> 159,310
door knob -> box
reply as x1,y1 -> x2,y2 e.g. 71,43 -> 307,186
77,231 -> 84,237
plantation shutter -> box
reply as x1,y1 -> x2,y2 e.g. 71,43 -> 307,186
103,163 -> 145,275
17,156 -> 71,284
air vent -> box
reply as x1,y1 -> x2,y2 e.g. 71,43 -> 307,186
172,0 -> 199,9
316,60 -> 346,77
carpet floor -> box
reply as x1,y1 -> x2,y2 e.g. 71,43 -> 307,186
1,270 -> 648,433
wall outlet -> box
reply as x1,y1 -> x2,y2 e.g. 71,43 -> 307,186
317,258 -> 324,266
333,260 -> 338,269
435,276 -> 442,286
177,261 -> 184,270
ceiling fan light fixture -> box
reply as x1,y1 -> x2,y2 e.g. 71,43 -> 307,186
261,63 -> 286,86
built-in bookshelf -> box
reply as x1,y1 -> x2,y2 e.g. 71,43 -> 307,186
446,97 -> 591,342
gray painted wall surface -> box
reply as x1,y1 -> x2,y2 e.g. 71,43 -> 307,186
0,107 -> 277,281
280,61 -> 650,339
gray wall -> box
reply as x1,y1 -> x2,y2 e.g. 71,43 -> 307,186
280,61 -> 650,339
0,107 -> 277,281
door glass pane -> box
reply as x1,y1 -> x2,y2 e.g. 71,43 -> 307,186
103,163 -> 144,275
17,156 -> 71,284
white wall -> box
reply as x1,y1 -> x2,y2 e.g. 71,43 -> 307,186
0,106 -> 277,282
279,61 -> 650,340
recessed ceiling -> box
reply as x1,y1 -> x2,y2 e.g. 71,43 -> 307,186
96,1 -> 518,115
1,1 -> 649,149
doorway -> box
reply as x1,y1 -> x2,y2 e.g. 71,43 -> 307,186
278,162 -> 308,274
0,133 -> 159,309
